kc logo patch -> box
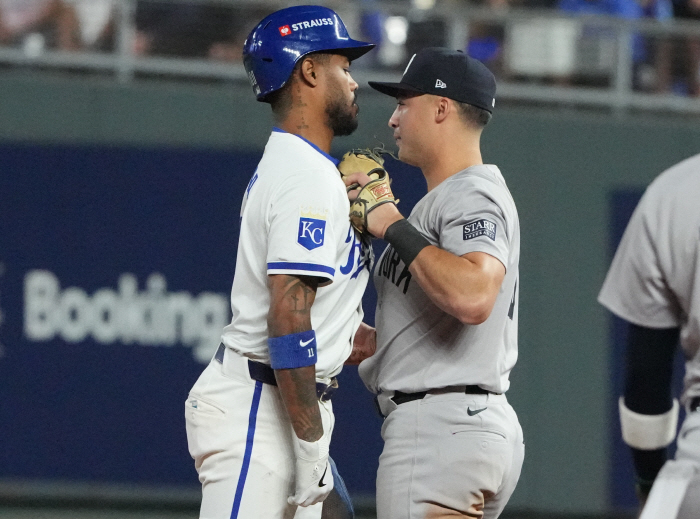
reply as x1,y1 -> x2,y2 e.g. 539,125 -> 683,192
298,218 -> 326,250
279,25 -> 291,36
463,219 -> 497,241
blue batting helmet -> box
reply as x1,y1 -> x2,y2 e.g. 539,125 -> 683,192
243,5 -> 375,102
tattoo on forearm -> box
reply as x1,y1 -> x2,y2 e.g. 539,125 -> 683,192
268,275 -> 322,441
276,366 -> 323,441
286,281 -> 315,314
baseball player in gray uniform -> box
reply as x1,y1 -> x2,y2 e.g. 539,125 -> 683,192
598,155 -> 700,519
342,48 -> 524,519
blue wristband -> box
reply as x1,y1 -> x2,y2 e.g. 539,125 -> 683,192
268,330 -> 317,370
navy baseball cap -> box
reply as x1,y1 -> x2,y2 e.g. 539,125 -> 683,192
369,47 -> 497,113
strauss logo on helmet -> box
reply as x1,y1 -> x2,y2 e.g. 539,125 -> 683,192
277,18 -> 335,37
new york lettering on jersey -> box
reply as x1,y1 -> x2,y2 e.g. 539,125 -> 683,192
376,245 -> 412,294
362,165 -> 520,396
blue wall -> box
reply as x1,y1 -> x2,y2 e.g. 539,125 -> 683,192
0,142 -> 427,496
1,144 -> 257,485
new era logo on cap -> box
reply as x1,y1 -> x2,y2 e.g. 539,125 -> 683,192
279,25 -> 291,36
435,79 -> 447,88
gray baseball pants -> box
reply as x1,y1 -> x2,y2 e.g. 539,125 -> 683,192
376,390 -> 524,519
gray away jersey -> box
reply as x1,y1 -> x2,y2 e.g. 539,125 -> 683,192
599,156 -> 700,406
359,165 -> 520,394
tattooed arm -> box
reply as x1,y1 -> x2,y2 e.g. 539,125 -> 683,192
267,274 -> 323,442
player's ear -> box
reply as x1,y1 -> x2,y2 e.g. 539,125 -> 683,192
300,58 -> 319,87
435,97 -> 450,123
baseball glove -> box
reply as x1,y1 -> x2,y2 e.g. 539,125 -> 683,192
337,148 -> 398,237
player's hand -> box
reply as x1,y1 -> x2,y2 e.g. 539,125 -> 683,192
288,435 -> 334,507
346,321 -> 376,365
342,172 -> 403,239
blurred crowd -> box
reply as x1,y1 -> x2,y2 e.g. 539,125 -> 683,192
0,0 -> 269,59
2,0 -> 700,95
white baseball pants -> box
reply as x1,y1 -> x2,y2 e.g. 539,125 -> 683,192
185,350 -> 334,519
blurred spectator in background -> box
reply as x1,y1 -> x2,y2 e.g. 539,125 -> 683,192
358,0 -> 385,68
211,6 -> 273,63
69,0 -> 115,52
134,2 -> 228,59
557,0 -> 673,90
0,0 -> 80,52
559,0 -> 644,22
672,0 -> 700,95
636,0 -> 674,92
467,0 -> 516,79
134,1 -> 270,62
406,15 -> 447,56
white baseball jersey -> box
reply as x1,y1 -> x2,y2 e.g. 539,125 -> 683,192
359,164 -> 520,394
220,128 -> 371,380
598,155 -> 700,406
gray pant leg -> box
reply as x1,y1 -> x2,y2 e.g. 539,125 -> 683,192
376,393 -> 524,519
482,405 -> 525,519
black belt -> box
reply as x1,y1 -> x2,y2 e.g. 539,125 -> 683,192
691,397 -> 700,413
392,385 -> 498,406
215,343 -> 338,402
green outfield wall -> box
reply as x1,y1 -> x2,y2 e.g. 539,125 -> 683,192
2,70 -> 698,514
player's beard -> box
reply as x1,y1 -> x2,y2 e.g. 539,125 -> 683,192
325,78 -> 358,137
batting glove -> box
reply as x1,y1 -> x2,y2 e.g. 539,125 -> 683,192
288,435 -> 334,507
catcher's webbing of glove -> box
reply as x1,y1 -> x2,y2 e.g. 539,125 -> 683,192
337,148 -> 398,237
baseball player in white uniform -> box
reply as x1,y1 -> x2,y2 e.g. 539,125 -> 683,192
184,6 -> 374,519
342,48 -> 524,519
599,155 -> 700,519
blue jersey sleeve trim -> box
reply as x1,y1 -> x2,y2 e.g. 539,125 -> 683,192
272,127 -> 340,166
267,262 -> 335,277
